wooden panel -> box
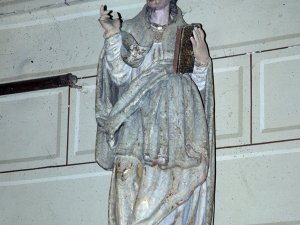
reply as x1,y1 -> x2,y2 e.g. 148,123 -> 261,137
0,88 -> 68,171
252,47 -> 300,143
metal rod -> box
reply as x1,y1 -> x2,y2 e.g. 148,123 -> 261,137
0,73 -> 78,96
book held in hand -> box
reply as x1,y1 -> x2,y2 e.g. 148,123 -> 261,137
173,23 -> 202,74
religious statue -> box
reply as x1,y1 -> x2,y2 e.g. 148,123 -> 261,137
95,0 -> 215,224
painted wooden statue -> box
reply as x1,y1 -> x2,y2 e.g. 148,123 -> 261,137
95,0 -> 215,224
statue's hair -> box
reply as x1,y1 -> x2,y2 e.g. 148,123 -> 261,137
146,0 -> 179,19
170,0 -> 178,18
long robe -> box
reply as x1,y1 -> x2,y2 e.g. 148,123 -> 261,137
95,5 -> 215,225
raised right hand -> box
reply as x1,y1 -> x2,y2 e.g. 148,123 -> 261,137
99,5 -> 121,38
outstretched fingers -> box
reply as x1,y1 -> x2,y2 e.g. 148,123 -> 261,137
100,5 -> 119,21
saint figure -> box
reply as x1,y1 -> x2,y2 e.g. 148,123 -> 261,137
95,0 -> 215,224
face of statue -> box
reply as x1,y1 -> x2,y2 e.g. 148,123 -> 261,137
146,0 -> 170,10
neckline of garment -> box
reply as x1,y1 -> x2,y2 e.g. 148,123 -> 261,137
150,22 -> 168,31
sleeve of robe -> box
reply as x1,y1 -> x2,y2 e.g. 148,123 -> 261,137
103,33 -> 132,87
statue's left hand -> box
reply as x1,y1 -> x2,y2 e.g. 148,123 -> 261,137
190,27 -> 210,64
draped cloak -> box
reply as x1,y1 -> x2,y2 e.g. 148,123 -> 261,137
95,5 -> 215,225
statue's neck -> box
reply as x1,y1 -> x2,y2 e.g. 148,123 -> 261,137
149,4 -> 170,26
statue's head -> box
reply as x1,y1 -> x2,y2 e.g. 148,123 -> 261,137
146,0 -> 171,9
146,0 -> 178,17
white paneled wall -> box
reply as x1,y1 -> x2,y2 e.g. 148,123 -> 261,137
68,78 -> 97,164
0,88 -> 68,171
0,164 -> 111,224
0,0 -> 299,224
215,140 -> 300,224
252,47 -> 300,143
214,55 -> 251,148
